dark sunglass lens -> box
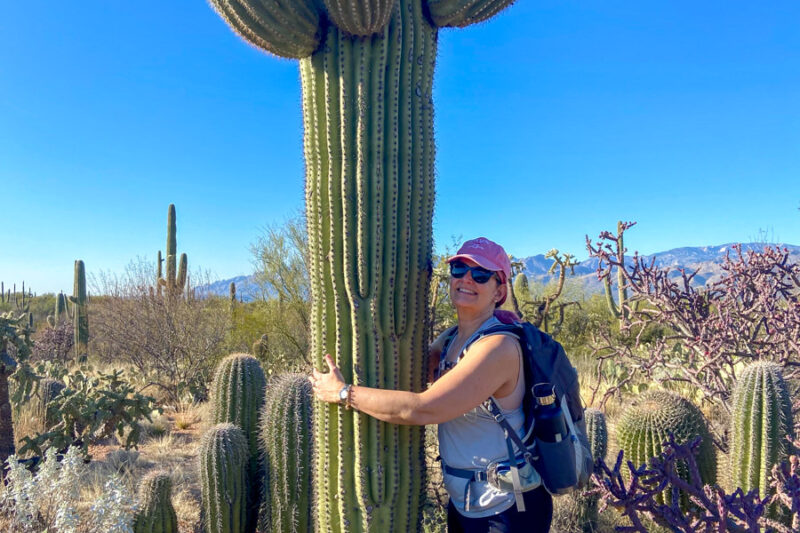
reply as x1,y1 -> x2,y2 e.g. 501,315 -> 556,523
450,262 -> 468,278
471,268 -> 494,284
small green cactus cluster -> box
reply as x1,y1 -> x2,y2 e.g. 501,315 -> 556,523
258,373 -> 314,533
157,204 -> 188,298
617,390 -> 716,507
35,377 -> 66,431
200,423 -> 250,533
210,353 -> 267,532
727,362 -> 794,503
133,471 -> 178,533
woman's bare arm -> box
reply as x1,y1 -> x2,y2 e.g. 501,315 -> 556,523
311,334 -> 519,426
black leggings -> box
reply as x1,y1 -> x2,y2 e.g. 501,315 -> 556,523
446,487 -> 553,533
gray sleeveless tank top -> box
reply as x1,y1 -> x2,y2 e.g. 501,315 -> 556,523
438,316 -> 525,518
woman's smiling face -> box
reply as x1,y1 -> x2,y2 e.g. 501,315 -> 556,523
449,258 -> 505,313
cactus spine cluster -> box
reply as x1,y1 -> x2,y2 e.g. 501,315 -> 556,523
728,361 -> 794,500
209,0 -> 516,529
133,471 -> 178,533
258,373 -> 314,533
69,260 -> 89,358
211,353 -> 267,531
616,390 -> 716,506
200,423 -> 249,533
158,204 -> 187,298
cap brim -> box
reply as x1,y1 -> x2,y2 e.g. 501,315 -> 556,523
448,254 -> 507,283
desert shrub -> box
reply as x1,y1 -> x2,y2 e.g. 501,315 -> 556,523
248,215 -> 311,372
32,319 -> 73,363
0,446 -> 137,532
91,259 -> 231,404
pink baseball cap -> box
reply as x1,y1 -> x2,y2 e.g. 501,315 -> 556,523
448,237 -> 512,286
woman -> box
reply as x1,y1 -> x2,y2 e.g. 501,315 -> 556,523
311,237 -> 552,532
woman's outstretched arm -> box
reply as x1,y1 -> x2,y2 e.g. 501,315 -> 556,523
310,333 -> 519,426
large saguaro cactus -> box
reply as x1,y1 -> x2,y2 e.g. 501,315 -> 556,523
209,1 -> 516,531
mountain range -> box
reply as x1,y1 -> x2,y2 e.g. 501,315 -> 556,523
204,242 -> 800,301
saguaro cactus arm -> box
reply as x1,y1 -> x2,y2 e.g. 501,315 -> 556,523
427,0 -> 516,28
208,0 -> 321,58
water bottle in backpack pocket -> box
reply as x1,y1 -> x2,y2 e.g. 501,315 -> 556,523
531,382 -> 579,495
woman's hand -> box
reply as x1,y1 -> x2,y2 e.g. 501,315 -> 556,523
310,354 -> 347,403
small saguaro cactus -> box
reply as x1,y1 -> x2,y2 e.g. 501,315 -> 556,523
69,260 -> 89,359
574,407 -> 607,532
728,361 -> 794,501
133,471 -> 178,533
258,373 -> 315,533
158,204 -> 188,298
35,377 -> 66,431
211,353 -> 267,530
200,423 -> 249,533
585,407 -> 608,467
616,390 -> 716,507
208,0 -> 518,529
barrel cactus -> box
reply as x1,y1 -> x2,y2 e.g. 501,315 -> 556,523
616,390 -> 716,506
133,471 -> 178,533
35,377 -> 66,431
211,353 -> 267,530
208,0 -> 517,530
200,423 -> 250,533
258,373 -> 314,533
728,361 -> 794,500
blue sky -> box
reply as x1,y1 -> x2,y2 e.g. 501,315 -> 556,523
2,1 -> 798,294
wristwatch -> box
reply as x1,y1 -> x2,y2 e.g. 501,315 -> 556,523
338,385 -> 351,408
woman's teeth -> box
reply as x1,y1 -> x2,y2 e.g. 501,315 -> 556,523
458,288 -> 476,295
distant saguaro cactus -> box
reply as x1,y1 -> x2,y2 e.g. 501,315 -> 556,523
728,362 -> 794,501
211,353 -> 267,530
158,204 -> 188,298
616,390 -> 716,507
259,373 -> 314,533
69,260 -> 88,359
133,471 -> 178,533
200,423 -> 249,533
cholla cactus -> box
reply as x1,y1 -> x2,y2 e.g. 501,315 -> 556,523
200,423 -> 250,533
251,334 -> 269,361
728,362 -> 794,502
616,390 -> 716,507
258,373 -> 314,533
133,471 -> 178,533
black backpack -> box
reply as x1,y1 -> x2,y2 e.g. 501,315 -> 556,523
441,321 -> 593,500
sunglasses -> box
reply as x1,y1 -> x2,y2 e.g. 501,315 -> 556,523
449,261 -> 499,284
